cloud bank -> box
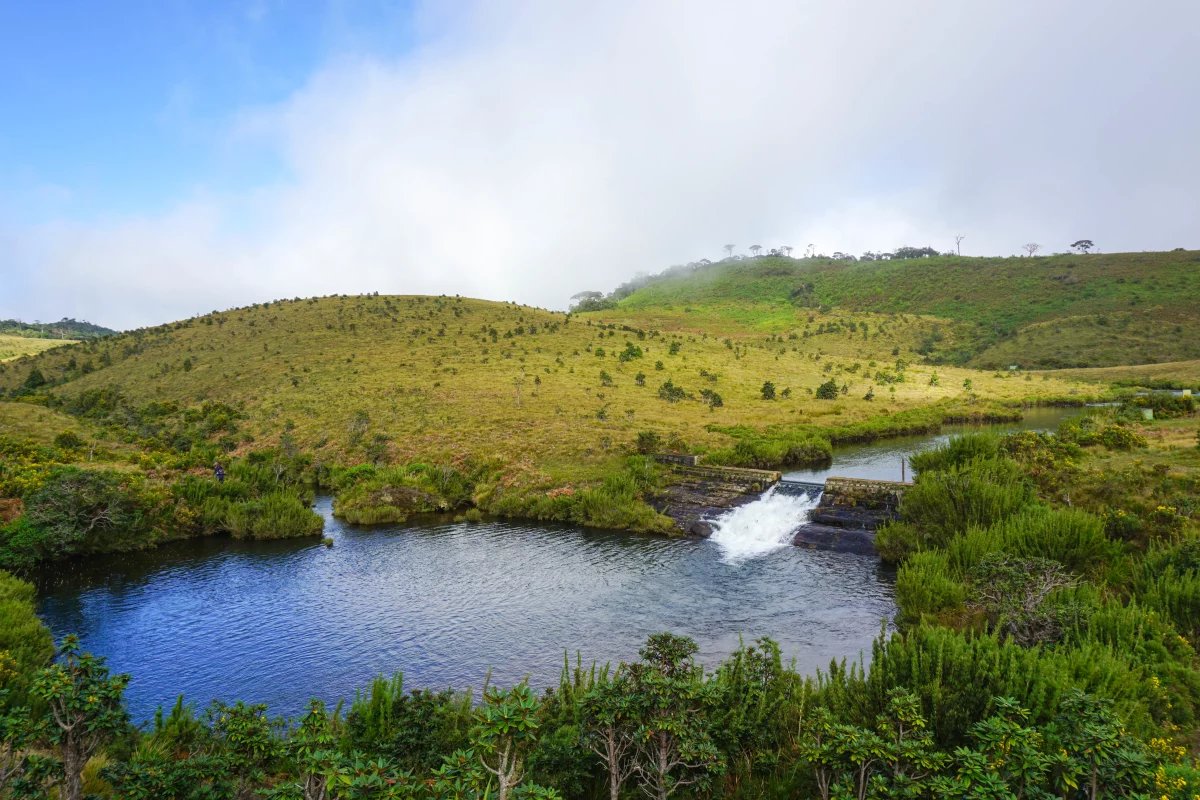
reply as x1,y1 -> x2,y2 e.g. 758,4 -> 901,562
5,0 -> 1199,329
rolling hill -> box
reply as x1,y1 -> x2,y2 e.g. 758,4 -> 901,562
0,293 -> 1094,490
0,317 -> 117,340
607,250 -> 1200,369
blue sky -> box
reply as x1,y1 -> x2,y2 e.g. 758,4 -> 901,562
2,1 -> 1198,330
0,1 -> 416,222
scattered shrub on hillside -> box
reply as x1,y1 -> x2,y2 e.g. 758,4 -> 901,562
815,379 -> 839,400
699,389 -> 723,409
51,431 -> 84,451
657,380 -> 687,403
760,381 -> 776,401
635,431 -> 662,455
618,343 -> 643,362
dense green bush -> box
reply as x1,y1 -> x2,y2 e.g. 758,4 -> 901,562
908,432 -> 1001,474
706,433 -> 832,469
894,551 -> 967,626
952,506 -> 1115,575
20,467 -> 162,559
0,570 -> 54,696
814,379 -> 839,399
899,458 -> 1034,544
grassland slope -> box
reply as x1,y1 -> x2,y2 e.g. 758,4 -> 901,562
0,294 -> 1091,488
612,250 -> 1200,368
0,334 -> 76,362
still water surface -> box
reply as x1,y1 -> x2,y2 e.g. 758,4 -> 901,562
36,407 -> 1075,720
38,501 -> 894,720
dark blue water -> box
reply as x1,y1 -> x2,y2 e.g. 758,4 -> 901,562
37,499 -> 895,720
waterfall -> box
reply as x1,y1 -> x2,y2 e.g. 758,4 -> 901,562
709,486 -> 820,561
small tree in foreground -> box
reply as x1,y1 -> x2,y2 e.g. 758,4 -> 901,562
32,636 -> 130,800
628,633 -> 723,800
581,673 -> 637,800
476,684 -> 555,800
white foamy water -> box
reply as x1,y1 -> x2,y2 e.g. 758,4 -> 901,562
709,487 -> 820,562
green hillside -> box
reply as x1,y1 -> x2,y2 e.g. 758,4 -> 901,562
0,294 -> 1083,473
0,316 -> 117,340
611,250 -> 1200,368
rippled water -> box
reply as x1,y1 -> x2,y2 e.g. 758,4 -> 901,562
38,499 -> 894,720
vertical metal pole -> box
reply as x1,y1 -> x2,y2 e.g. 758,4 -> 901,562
901,458 -> 906,483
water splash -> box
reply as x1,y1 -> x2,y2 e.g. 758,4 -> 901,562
709,487 -> 820,562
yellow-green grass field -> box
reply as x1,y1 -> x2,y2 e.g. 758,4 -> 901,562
0,295 -> 1104,491
0,334 -> 74,362
1037,359 -> 1200,389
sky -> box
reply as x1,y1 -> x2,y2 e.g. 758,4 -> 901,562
2,0 -> 1199,330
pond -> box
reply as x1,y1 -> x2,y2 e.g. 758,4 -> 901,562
35,407 -> 1077,720
37,499 -> 894,720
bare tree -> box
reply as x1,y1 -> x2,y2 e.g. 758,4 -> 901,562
1023,243 -> 1041,257
723,244 -> 735,258
805,243 -> 815,258
954,234 -> 965,256
749,244 -> 762,257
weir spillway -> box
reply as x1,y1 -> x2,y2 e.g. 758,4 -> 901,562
653,454 -> 911,554
773,479 -> 826,497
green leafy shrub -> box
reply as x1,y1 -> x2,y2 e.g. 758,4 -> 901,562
894,551 -> 967,626
909,433 -> 1001,474
814,379 -> 839,400
900,458 -> 1034,544
657,380 -> 687,403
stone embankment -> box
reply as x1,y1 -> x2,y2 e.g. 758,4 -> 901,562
792,477 -> 910,555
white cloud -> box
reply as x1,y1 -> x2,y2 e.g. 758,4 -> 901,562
5,0 -> 1199,329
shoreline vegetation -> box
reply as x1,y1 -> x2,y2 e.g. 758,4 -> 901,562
3,401 -> 1199,797
0,390 -> 1103,571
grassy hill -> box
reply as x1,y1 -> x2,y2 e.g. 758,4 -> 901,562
0,334 -> 76,362
0,294 -> 1094,485
610,250 -> 1200,368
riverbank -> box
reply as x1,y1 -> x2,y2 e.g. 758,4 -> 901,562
0,400 -> 1094,575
